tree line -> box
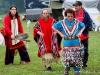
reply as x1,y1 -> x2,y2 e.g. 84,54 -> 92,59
0,0 -> 25,14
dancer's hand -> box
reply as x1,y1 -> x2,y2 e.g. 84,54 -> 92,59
53,32 -> 57,35
60,34 -> 65,39
11,35 -> 15,39
77,31 -> 82,37
37,31 -> 44,37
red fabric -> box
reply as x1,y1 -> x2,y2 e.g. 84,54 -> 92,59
39,18 -> 53,53
39,18 -> 52,53
24,15 -> 26,20
79,34 -> 89,40
4,14 -> 24,50
34,18 -> 61,57
75,10 -> 84,22
75,10 -> 88,40
4,14 -> 24,35
0,28 -> 7,37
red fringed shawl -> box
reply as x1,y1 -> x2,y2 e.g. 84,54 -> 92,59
34,18 -> 61,57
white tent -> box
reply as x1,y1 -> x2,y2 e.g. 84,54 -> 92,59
62,0 -> 100,31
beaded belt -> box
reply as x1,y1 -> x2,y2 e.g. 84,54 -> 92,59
64,36 -> 78,40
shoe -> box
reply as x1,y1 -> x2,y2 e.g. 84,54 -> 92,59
64,74 -> 69,75
20,61 -> 27,65
82,65 -> 87,70
47,66 -> 53,71
8,63 -> 13,65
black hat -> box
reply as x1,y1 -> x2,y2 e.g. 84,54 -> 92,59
73,1 -> 82,6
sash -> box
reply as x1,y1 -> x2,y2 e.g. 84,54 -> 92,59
11,19 -> 20,45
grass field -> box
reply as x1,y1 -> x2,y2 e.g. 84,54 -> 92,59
0,14 -> 100,75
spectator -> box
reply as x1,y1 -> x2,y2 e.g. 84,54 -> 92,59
22,14 -> 26,20
73,1 -> 92,69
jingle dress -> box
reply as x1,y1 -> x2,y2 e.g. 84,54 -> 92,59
53,18 -> 85,67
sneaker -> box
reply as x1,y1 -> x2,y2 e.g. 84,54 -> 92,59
20,61 -> 27,65
82,65 -> 87,70
64,74 -> 68,75
47,66 -> 53,71
8,63 -> 13,65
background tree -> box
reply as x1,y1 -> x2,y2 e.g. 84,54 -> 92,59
0,0 -> 25,15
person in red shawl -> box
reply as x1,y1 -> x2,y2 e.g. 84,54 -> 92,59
4,5 -> 30,65
33,9 -> 61,71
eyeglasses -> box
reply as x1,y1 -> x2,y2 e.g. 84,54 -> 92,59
43,13 -> 48,14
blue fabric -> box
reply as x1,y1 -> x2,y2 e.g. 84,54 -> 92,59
74,66 -> 80,75
63,39 -> 80,46
83,10 -> 92,36
53,19 -> 85,46
73,66 -> 80,71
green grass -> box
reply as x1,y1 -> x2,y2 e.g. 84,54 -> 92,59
0,14 -> 100,75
